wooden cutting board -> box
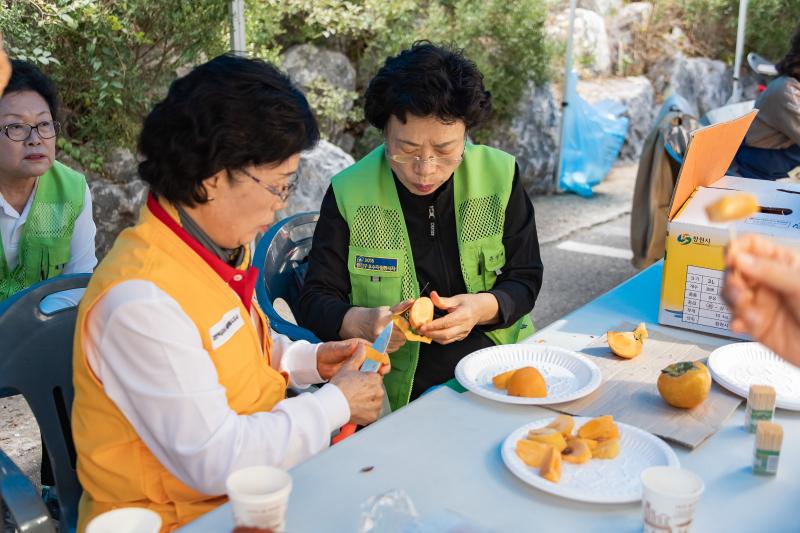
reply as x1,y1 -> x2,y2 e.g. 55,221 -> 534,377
552,323 -> 741,449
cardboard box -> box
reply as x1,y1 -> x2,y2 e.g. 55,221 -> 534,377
659,110 -> 800,339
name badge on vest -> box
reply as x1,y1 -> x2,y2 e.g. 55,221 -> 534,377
354,255 -> 398,273
210,308 -> 244,349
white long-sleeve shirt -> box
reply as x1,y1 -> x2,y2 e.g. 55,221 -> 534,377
0,178 -> 96,308
84,279 -> 350,495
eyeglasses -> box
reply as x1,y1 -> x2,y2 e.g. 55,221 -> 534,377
240,168 -> 298,202
2,121 -> 60,142
388,140 -> 466,167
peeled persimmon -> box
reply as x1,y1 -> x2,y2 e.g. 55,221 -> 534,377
492,369 -> 517,389
408,297 -> 434,329
705,193 -> 759,222
562,438 -> 592,464
546,414 -> 575,438
507,367 -> 547,398
527,427 -> 567,452
583,438 -> 599,453
592,438 -> 621,460
517,415 -> 624,483
516,439 -> 552,468
577,415 -> 620,441
540,445 -> 562,483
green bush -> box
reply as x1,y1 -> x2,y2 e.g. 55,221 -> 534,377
1,0 -> 228,169
247,0 -> 554,148
674,0 -> 800,63
2,0 -> 553,164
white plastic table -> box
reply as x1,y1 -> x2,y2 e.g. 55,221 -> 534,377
181,263 -> 799,532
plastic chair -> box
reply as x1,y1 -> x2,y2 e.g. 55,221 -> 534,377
0,449 -> 57,533
254,212 -> 320,343
701,100 -> 755,127
0,274 -> 91,532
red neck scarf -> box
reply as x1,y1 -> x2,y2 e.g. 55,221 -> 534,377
147,193 -> 258,311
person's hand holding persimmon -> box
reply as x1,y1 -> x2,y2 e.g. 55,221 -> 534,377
723,233 -> 800,366
417,290 -> 500,345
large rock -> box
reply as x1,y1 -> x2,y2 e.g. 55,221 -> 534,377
577,76 -> 655,161
281,44 -> 357,149
57,152 -> 148,260
608,2 -> 653,74
550,8 -> 611,78
578,0 -> 623,17
281,44 -> 356,92
649,54 -> 733,117
492,82 -> 560,194
88,177 -> 148,259
102,147 -> 138,183
277,139 -> 355,218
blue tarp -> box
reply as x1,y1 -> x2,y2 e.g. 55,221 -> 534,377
559,72 -> 629,197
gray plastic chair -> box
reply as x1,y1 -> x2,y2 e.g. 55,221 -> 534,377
0,449 -> 56,533
0,274 -> 90,533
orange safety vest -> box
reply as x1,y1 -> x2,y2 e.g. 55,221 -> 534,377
72,195 -> 287,531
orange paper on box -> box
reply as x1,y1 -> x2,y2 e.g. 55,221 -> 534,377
667,110 -> 757,220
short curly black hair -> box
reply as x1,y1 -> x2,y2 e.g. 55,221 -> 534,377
138,54 -> 319,206
5,60 -> 59,120
363,41 -> 492,132
777,23 -> 800,80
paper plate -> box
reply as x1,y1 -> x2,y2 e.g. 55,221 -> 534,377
454,344 -> 602,405
708,342 -> 800,410
501,416 -> 679,504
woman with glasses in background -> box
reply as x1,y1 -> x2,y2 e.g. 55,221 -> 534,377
299,42 -> 544,412
0,60 -> 96,304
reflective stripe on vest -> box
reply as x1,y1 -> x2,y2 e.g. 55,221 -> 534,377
0,160 -> 85,300
332,143 -> 534,411
72,200 -> 286,531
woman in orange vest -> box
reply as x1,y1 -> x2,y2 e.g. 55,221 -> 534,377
71,54 -> 388,531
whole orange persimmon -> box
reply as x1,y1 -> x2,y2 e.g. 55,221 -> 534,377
657,361 -> 711,409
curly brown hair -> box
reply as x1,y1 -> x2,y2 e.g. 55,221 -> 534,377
777,23 -> 800,80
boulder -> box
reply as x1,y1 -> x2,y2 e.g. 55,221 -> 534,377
57,152 -> 148,260
577,0 -> 623,17
277,139 -> 355,218
550,8 -> 611,78
577,76 -> 655,161
281,44 -> 358,151
649,54 -> 733,117
88,177 -> 148,259
492,82 -> 560,194
102,147 -> 138,183
281,44 -> 356,92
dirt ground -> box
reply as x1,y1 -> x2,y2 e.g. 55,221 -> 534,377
1,394 -> 42,488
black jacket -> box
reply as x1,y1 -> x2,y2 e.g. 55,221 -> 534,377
298,165 -> 544,399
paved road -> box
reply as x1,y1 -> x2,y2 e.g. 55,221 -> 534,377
531,163 -> 642,328
0,164 -> 645,485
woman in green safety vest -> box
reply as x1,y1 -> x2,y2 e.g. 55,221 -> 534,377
299,42 -> 544,411
0,60 -> 97,306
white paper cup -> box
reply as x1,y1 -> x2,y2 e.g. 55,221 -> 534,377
226,465 -> 292,531
86,507 -> 161,533
641,466 -> 705,533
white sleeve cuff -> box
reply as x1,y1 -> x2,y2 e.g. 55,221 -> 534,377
311,383 -> 350,432
287,342 -> 324,388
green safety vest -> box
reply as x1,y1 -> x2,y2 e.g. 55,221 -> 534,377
0,161 -> 86,300
331,143 -> 534,410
